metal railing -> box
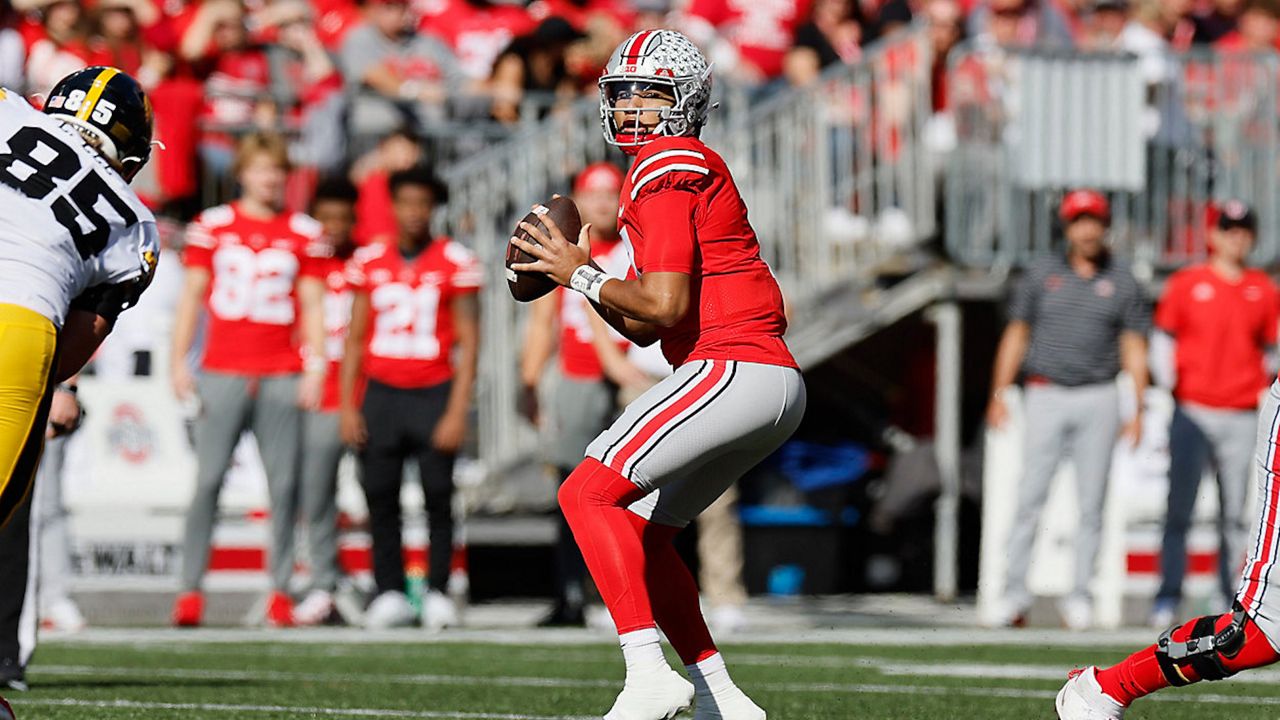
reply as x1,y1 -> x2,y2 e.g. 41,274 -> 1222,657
945,45 -> 1280,272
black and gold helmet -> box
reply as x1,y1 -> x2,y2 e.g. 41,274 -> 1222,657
44,66 -> 154,181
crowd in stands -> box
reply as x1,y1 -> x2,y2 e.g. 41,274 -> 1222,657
1,0 -> 1276,221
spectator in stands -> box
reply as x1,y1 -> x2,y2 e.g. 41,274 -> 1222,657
340,0 -> 468,153
293,177 -> 362,627
23,0 -> 92,97
680,0 -> 811,86
340,167 -> 480,631
351,127 -> 424,244
985,190 -> 1150,631
264,2 -> 347,171
969,0 -> 1075,49
417,0 -> 535,84
1214,0 -> 1280,51
1192,0 -> 1247,43
490,16 -> 585,123
925,0 -> 964,111
783,0 -> 865,87
1078,0 -> 1130,50
1148,201 -> 1279,629
170,133 -> 329,629
88,0 -> 164,83
519,163 -> 639,627
0,1 -> 22,92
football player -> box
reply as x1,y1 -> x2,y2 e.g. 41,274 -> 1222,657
510,30 -> 805,720
0,66 -> 157,693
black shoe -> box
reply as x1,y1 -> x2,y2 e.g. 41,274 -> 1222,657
0,658 -> 26,692
537,602 -> 586,628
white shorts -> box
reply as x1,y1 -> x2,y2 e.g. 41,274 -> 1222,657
585,359 -> 806,528
1236,381 -> 1280,649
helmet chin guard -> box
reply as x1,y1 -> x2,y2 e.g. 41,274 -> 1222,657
599,30 -> 713,151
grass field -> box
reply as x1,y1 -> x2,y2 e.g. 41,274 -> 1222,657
8,628 -> 1280,719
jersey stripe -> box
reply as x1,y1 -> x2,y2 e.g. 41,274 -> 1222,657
630,163 -> 710,200
630,149 -> 706,182
76,67 -> 120,123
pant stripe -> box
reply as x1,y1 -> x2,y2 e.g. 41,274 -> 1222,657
601,361 -> 712,464
607,361 -> 727,476
624,361 -> 738,478
1242,400 -> 1280,611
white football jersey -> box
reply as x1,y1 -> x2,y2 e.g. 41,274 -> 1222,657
0,89 -> 158,328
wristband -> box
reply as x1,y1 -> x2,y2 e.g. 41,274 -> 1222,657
303,356 -> 328,374
569,264 -> 612,303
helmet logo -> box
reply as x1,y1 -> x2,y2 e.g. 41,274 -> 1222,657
655,68 -> 674,77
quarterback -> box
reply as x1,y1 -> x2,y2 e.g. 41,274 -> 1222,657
511,30 -> 805,720
0,67 -> 157,531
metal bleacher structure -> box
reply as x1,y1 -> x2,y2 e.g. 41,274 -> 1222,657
439,26 -> 1280,599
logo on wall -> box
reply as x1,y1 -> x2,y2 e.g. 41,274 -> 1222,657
107,403 -> 154,464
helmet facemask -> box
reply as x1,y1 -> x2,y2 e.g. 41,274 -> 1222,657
597,30 -> 714,150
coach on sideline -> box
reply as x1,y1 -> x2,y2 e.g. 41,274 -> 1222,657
986,189 -> 1150,631
1148,201 -> 1279,628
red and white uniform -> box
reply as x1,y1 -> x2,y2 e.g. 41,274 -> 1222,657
318,250 -> 356,412
346,238 -> 483,388
559,238 -> 629,380
680,0 -> 810,79
417,0 -> 535,81
617,136 -> 796,370
183,204 -> 328,375
1156,264 -> 1280,410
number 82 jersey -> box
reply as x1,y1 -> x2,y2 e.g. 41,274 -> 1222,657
0,90 -> 158,328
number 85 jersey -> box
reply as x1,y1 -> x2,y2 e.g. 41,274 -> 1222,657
0,91 -> 158,328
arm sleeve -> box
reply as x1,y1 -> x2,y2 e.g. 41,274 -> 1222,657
345,254 -> 368,290
182,216 -> 215,270
1006,267 -> 1038,322
1153,276 -> 1183,335
445,241 -> 484,293
1121,274 -> 1152,334
634,190 -> 698,274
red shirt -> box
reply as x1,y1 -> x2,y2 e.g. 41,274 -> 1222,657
183,204 -> 329,375
418,0 -> 535,81
319,251 -> 356,412
558,238 -> 629,380
355,171 -> 396,245
683,0 -> 810,79
347,238 -> 483,388
1156,264 -> 1280,410
619,136 -> 796,369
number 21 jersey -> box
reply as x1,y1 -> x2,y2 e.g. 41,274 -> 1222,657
0,91 -> 158,328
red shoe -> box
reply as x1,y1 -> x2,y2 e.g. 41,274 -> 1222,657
265,591 -> 294,628
171,591 -> 204,628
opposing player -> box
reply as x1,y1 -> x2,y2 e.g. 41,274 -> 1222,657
0,66 -> 157,694
510,30 -> 805,720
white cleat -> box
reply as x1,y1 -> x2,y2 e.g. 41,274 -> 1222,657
423,589 -> 460,632
603,669 -> 694,720
693,687 -> 767,720
1059,596 -> 1094,632
1056,667 -> 1125,719
364,591 -> 418,629
293,590 -> 336,627
41,596 -> 87,633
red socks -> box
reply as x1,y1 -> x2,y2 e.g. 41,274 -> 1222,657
1096,610 -> 1280,706
558,458 -> 719,664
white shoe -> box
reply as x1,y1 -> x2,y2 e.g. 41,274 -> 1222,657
1056,666 -> 1125,719
423,589 -> 459,631
293,590 -> 336,627
41,597 -> 86,633
694,687 -> 766,720
981,597 -> 1028,628
1059,596 -> 1093,632
1148,600 -> 1176,630
364,591 -> 417,629
603,669 -> 694,720
707,605 -> 748,636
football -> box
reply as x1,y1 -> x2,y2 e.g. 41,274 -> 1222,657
505,195 -> 582,302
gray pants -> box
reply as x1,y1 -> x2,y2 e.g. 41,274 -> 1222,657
33,435 -> 71,611
1003,382 -> 1120,608
300,410 -> 344,593
1158,402 -> 1256,604
181,372 -> 302,592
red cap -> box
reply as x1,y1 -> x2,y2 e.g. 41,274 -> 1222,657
574,162 -> 624,193
1060,189 -> 1110,223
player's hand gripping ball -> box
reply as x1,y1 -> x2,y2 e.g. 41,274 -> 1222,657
505,195 -> 582,302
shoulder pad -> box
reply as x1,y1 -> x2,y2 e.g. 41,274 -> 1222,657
353,243 -> 387,264
195,204 -> 236,229
628,139 -> 712,202
289,212 -> 325,239
442,238 -> 477,266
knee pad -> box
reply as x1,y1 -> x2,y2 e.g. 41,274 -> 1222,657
1155,605 -> 1250,685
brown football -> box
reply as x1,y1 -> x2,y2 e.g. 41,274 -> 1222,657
506,195 -> 582,302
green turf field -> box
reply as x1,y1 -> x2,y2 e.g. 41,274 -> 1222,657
9,633 -> 1280,719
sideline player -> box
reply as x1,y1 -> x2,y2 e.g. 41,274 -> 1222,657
518,161 -> 646,627
170,133 -> 329,628
0,66 -> 158,693
510,29 -> 806,720
1056,212 -> 1280,718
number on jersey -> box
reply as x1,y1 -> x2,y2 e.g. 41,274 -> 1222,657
0,126 -> 137,259
370,283 -> 441,360
209,246 -> 298,324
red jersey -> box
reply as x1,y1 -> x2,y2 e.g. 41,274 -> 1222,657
682,0 -> 810,79
559,238 -> 629,380
347,238 -> 483,389
183,204 -> 329,375
1155,264 -> 1280,410
618,136 -> 796,369
355,171 -> 396,245
319,252 -> 356,412
418,0 -> 535,81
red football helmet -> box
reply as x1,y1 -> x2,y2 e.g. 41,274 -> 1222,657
1059,189 -> 1110,223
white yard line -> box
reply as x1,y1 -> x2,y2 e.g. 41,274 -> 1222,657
34,664 -> 614,689
7,698 -> 596,719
